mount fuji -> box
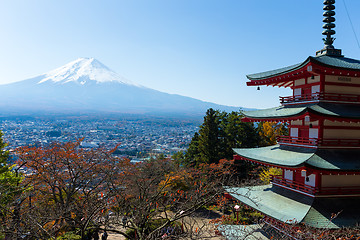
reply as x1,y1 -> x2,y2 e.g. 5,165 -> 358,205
0,58 -> 241,117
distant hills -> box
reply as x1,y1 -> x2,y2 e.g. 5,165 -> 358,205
0,58 -> 248,118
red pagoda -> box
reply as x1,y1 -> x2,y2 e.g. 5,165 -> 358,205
227,0 -> 360,231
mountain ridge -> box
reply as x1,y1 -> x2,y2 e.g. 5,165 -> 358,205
0,58 -> 248,117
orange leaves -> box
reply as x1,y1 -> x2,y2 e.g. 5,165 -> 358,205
43,220 -> 56,230
158,170 -> 193,193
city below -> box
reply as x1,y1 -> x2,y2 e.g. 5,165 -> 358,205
0,115 -> 199,161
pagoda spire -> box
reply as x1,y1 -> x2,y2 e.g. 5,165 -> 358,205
322,0 -> 336,49
316,0 -> 343,56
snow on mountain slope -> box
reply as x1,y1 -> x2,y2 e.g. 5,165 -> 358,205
38,57 -> 141,86
0,58 -> 242,116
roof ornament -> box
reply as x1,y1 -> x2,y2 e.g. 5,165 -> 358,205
316,0 -> 343,57
322,0 -> 336,49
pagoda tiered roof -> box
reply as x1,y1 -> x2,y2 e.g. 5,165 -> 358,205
233,145 -> 360,171
242,103 -> 360,122
226,185 -> 360,229
228,0 -> 360,232
246,55 -> 360,87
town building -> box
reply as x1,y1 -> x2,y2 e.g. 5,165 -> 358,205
227,0 -> 360,234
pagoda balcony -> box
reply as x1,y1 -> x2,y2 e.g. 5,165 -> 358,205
276,136 -> 318,147
271,175 -> 360,197
271,175 -> 317,196
277,136 -> 360,148
279,92 -> 360,105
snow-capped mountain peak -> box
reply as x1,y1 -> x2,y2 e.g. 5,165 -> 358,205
0,57 -> 241,116
38,57 -> 140,86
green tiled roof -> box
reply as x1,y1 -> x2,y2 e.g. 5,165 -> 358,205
307,149 -> 360,170
305,197 -> 360,228
227,185 -> 360,228
313,55 -> 360,70
247,63 -> 304,80
247,55 -> 360,81
243,103 -> 360,120
243,105 -> 307,119
226,185 -> 313,223
233,145 -> 315,167
233,145 -> 360,170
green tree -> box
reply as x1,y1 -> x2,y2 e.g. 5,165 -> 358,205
183,132 -> 200,166
0,131 -> 23,239
0,131 -> 9,177
223,111 -> 259,158
197,108 -> 222,164
185,109 -> 259,166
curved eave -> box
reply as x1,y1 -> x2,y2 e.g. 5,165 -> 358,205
307,149 -> 360,171
310,55 -> 360,72
246,55 -> 360,87
242,105 -> 307,122
247,58 -> 310,81
227,185 -> 360,228
242,103 -> 360,122
225,185 -> 314,224
233,145 -> 360,171
246,57 -> 311,87
233,145 -> 315,168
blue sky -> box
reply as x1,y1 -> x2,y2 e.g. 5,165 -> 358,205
1,0 -> 360,109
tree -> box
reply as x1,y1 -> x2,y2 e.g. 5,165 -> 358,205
259,167 -> 282,184
104,157 -> 237,240
223,111 -> 259,159
13,140 -> 117,239
257,121 -> 288,147
197,108 -> 222,164
183,132 -> 200,166
0,131 -> 23,240
7,140 -> 238,240
185,109 -> 259,166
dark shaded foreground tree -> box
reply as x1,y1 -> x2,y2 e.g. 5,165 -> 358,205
184,109 -> 259,166
6,141 -> 116,239
0,131 -> 23,240
101,157 -> 238,240
3,141 -> 240,239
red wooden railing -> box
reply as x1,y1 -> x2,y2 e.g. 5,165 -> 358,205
280,92 -> 360,105
271,175 -> 317,195
277,136 -> 360,148
276,136 -> 318,146
271,175 -> 360,196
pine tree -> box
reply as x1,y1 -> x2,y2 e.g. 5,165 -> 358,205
0,131 -> 9,174
184,109 -> 260,166
197,108 -> 222,164
223,111 -> 259,158
184,132 -> 201,166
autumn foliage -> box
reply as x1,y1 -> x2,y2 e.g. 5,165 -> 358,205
0,140 -> 238,239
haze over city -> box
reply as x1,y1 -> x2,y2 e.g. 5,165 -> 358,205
1,0 -> 360,109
